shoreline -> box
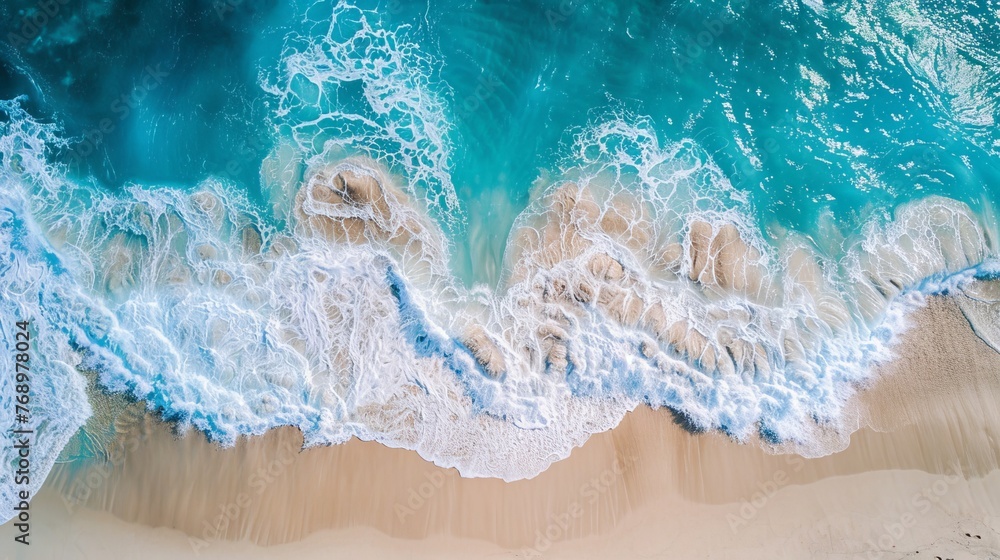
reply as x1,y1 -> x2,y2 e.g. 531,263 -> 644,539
3,295 -> 1000,558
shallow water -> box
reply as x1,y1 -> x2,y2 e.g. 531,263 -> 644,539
1,0 -> 999,519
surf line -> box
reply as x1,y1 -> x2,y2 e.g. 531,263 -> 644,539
10,319 -> 32,545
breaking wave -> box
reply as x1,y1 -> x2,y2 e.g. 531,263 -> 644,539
1,0 -> 999,524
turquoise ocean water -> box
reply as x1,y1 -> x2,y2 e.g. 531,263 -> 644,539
1,0 -> 999,517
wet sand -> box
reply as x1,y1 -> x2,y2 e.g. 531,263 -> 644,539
3,295 -> 1000,558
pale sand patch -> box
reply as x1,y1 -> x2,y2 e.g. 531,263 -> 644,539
3,295 -> 1000,558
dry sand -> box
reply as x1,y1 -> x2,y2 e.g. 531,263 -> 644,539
3,295 -> 1000,559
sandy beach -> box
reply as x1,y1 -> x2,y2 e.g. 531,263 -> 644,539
3,294 -> 1000,559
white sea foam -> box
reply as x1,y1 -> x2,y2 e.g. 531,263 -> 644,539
0,100 -> 107,519
2,93 -> 997,528
262,0 -> 463,233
